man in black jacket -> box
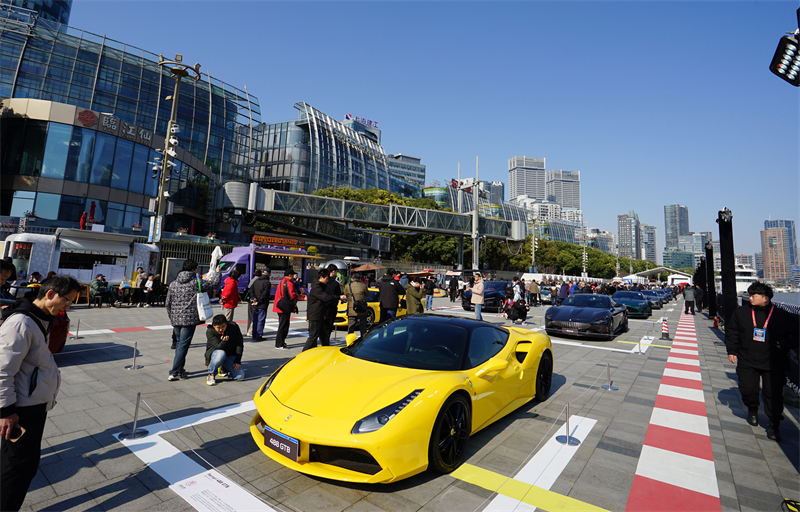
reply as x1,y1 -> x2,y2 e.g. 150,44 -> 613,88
449,275 -> 459,302
323,264 -> 343,345
378,268 -> 405,323
205,314 -> 244,385
726,282 -> 799,441
251,270 -> 272,342
303,268 -> 346,351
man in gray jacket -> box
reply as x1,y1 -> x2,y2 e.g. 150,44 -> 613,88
0,275 -> 81,511
165,260 -> 221,381
683,284 -> 696,315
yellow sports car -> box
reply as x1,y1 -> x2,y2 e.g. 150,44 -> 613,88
333,287 -> 411,329
250,314 -> 553,483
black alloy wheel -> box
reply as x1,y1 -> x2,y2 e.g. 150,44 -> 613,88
365,308 -> 376,328
428,394 -> 471,473
534,352 -> 553,402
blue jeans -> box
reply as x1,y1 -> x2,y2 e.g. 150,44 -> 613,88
380,308 -> 397,323
253,308 -> 267,339
170,325 -> 197,376
474,303 -> 483,321
208,350 -> 245,380
425,295 -> 434,311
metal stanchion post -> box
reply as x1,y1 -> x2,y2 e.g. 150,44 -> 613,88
118,392 -> 148,440
70,319 -> 82,339
556,403 -> 580,446
601,363 -> 618,391
125,341 -> 143,370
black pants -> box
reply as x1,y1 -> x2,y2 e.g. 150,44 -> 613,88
275,312 -> 290,348
303,320 -> 330,351
684,300 -> 695,314
449,289 -> 457,302
737,365 -> 785,426
348,315 -> 368,337
0,404 -> 47,512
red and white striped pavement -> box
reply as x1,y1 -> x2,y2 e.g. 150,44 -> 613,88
626,312 -> 721,512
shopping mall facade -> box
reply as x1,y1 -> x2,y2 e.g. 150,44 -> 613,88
0,0 -> 419,242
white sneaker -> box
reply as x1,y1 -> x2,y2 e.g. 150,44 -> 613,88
168,374 -> 180,381
206,374 -> 216,386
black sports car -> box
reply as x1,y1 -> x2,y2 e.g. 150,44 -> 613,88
612,291 -> 652,318
544,294 -> 628,340
640,290 -> 663,309
462,281 -> 510,312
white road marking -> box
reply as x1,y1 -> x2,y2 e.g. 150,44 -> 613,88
667,356 -> 700,366
657,383 -> 706,404
649,407 -> 710,436
630,336 -> 653,354
116,401 -> 272,511
636,445 -> 719,498
484,415 -> 597,512
663,368 -> 702,381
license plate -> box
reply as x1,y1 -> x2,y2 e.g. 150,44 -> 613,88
263,424 -> 299,462
563,328 -> 578,335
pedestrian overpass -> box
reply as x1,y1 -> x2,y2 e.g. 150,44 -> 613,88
221,182 -> 526,241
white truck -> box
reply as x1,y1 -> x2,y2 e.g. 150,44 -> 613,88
2,228 -> 159,284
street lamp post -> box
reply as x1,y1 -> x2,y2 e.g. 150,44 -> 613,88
151,54 -> 201,267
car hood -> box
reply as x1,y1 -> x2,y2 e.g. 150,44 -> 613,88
270,348 -> 444,420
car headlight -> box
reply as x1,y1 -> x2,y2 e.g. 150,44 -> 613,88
259,365 -> 284,397
352,389 -> 423,434
591,317 -> 610,325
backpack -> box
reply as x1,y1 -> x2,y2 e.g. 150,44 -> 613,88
349,282 -> 369,314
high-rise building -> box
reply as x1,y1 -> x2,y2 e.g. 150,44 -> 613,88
6,0 -> 72,24
678,233 -> 708,268
664,204 -> 690,250
489,181 -> 505,206
508,156 -> 545,201
386,154 -> 425,189
764,219 -> 797,269
761,228 -> 790,283
641,224 -> 657,264
663,250 -> 696,269
587,228 -> 615,255
755,252 -> 764,278
561,208 -> 583,224
735,254 -> 755,268
617,210 -> 640,260
545,169 -> 580,209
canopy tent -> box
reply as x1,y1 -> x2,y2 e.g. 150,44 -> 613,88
352,263 -> 385,272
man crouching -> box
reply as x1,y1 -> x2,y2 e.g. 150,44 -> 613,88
205,314 -> 245,386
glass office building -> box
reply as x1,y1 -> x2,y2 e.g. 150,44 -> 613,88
0,0 -> 258,233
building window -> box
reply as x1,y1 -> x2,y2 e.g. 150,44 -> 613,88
9,191 -> 35,217
65,126 -> 95,183
34,192 -> 61,220
111,138 -> 134,190
90,132 -> 116,187
41,122 -> 72,179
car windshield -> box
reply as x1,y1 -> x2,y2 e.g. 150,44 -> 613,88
562,295 -> 611,308
343,319 -> 468,371
641,291 -> 658,297
218,261 -> 236,273
614,291 -> 644,299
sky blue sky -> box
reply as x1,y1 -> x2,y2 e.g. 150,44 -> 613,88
72,1 -> 799,262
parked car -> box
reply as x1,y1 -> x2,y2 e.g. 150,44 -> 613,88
544,294 -> 628,341
612,291 -> 652,319
462,281 -> 511,312
250,314 -> 553,483
640,290 -> 664,309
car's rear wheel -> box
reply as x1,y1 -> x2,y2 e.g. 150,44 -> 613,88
365,308 -> 376,328
534,352 -> 553,402
428,394 -> 471,473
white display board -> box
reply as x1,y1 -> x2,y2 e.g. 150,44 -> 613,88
92,263 -> 126,284
58,268 -> 94,283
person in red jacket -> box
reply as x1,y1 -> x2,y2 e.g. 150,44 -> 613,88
220,269 -> 241,322
272,268 -> 298,349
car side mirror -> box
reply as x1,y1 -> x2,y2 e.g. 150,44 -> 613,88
476,357 -> 509,378
345,333 -> 358,347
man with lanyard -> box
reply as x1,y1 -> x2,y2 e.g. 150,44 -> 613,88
726,282 -> 799,441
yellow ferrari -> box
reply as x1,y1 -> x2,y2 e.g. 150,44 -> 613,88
250,314 -> 553,483
332,287 -> 411,329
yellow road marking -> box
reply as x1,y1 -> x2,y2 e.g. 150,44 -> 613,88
451,463 -> 611,512
615,340 -> 672,349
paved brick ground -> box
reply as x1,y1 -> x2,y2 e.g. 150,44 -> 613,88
15,296 -> 799,512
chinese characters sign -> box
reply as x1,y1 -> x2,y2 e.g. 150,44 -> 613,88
75,109 -> 153,147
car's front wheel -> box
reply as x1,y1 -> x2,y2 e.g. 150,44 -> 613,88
428,394 -> 471,474
534,352 -> 553,402
365,308 -> 376,328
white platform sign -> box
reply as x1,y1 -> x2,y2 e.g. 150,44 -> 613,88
170,470 -> 272,512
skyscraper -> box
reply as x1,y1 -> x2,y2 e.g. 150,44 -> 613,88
761,228 -> 791,283
764,219 -> 797,269
508,156 -> 545,201
755,252 -> 764,278
545,170 -> 581,209
618,210 -> 641,260
386,154 -> 426,189
641,224 -> 657,264
489,181 -> 505,206
664,204 -> 690,250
